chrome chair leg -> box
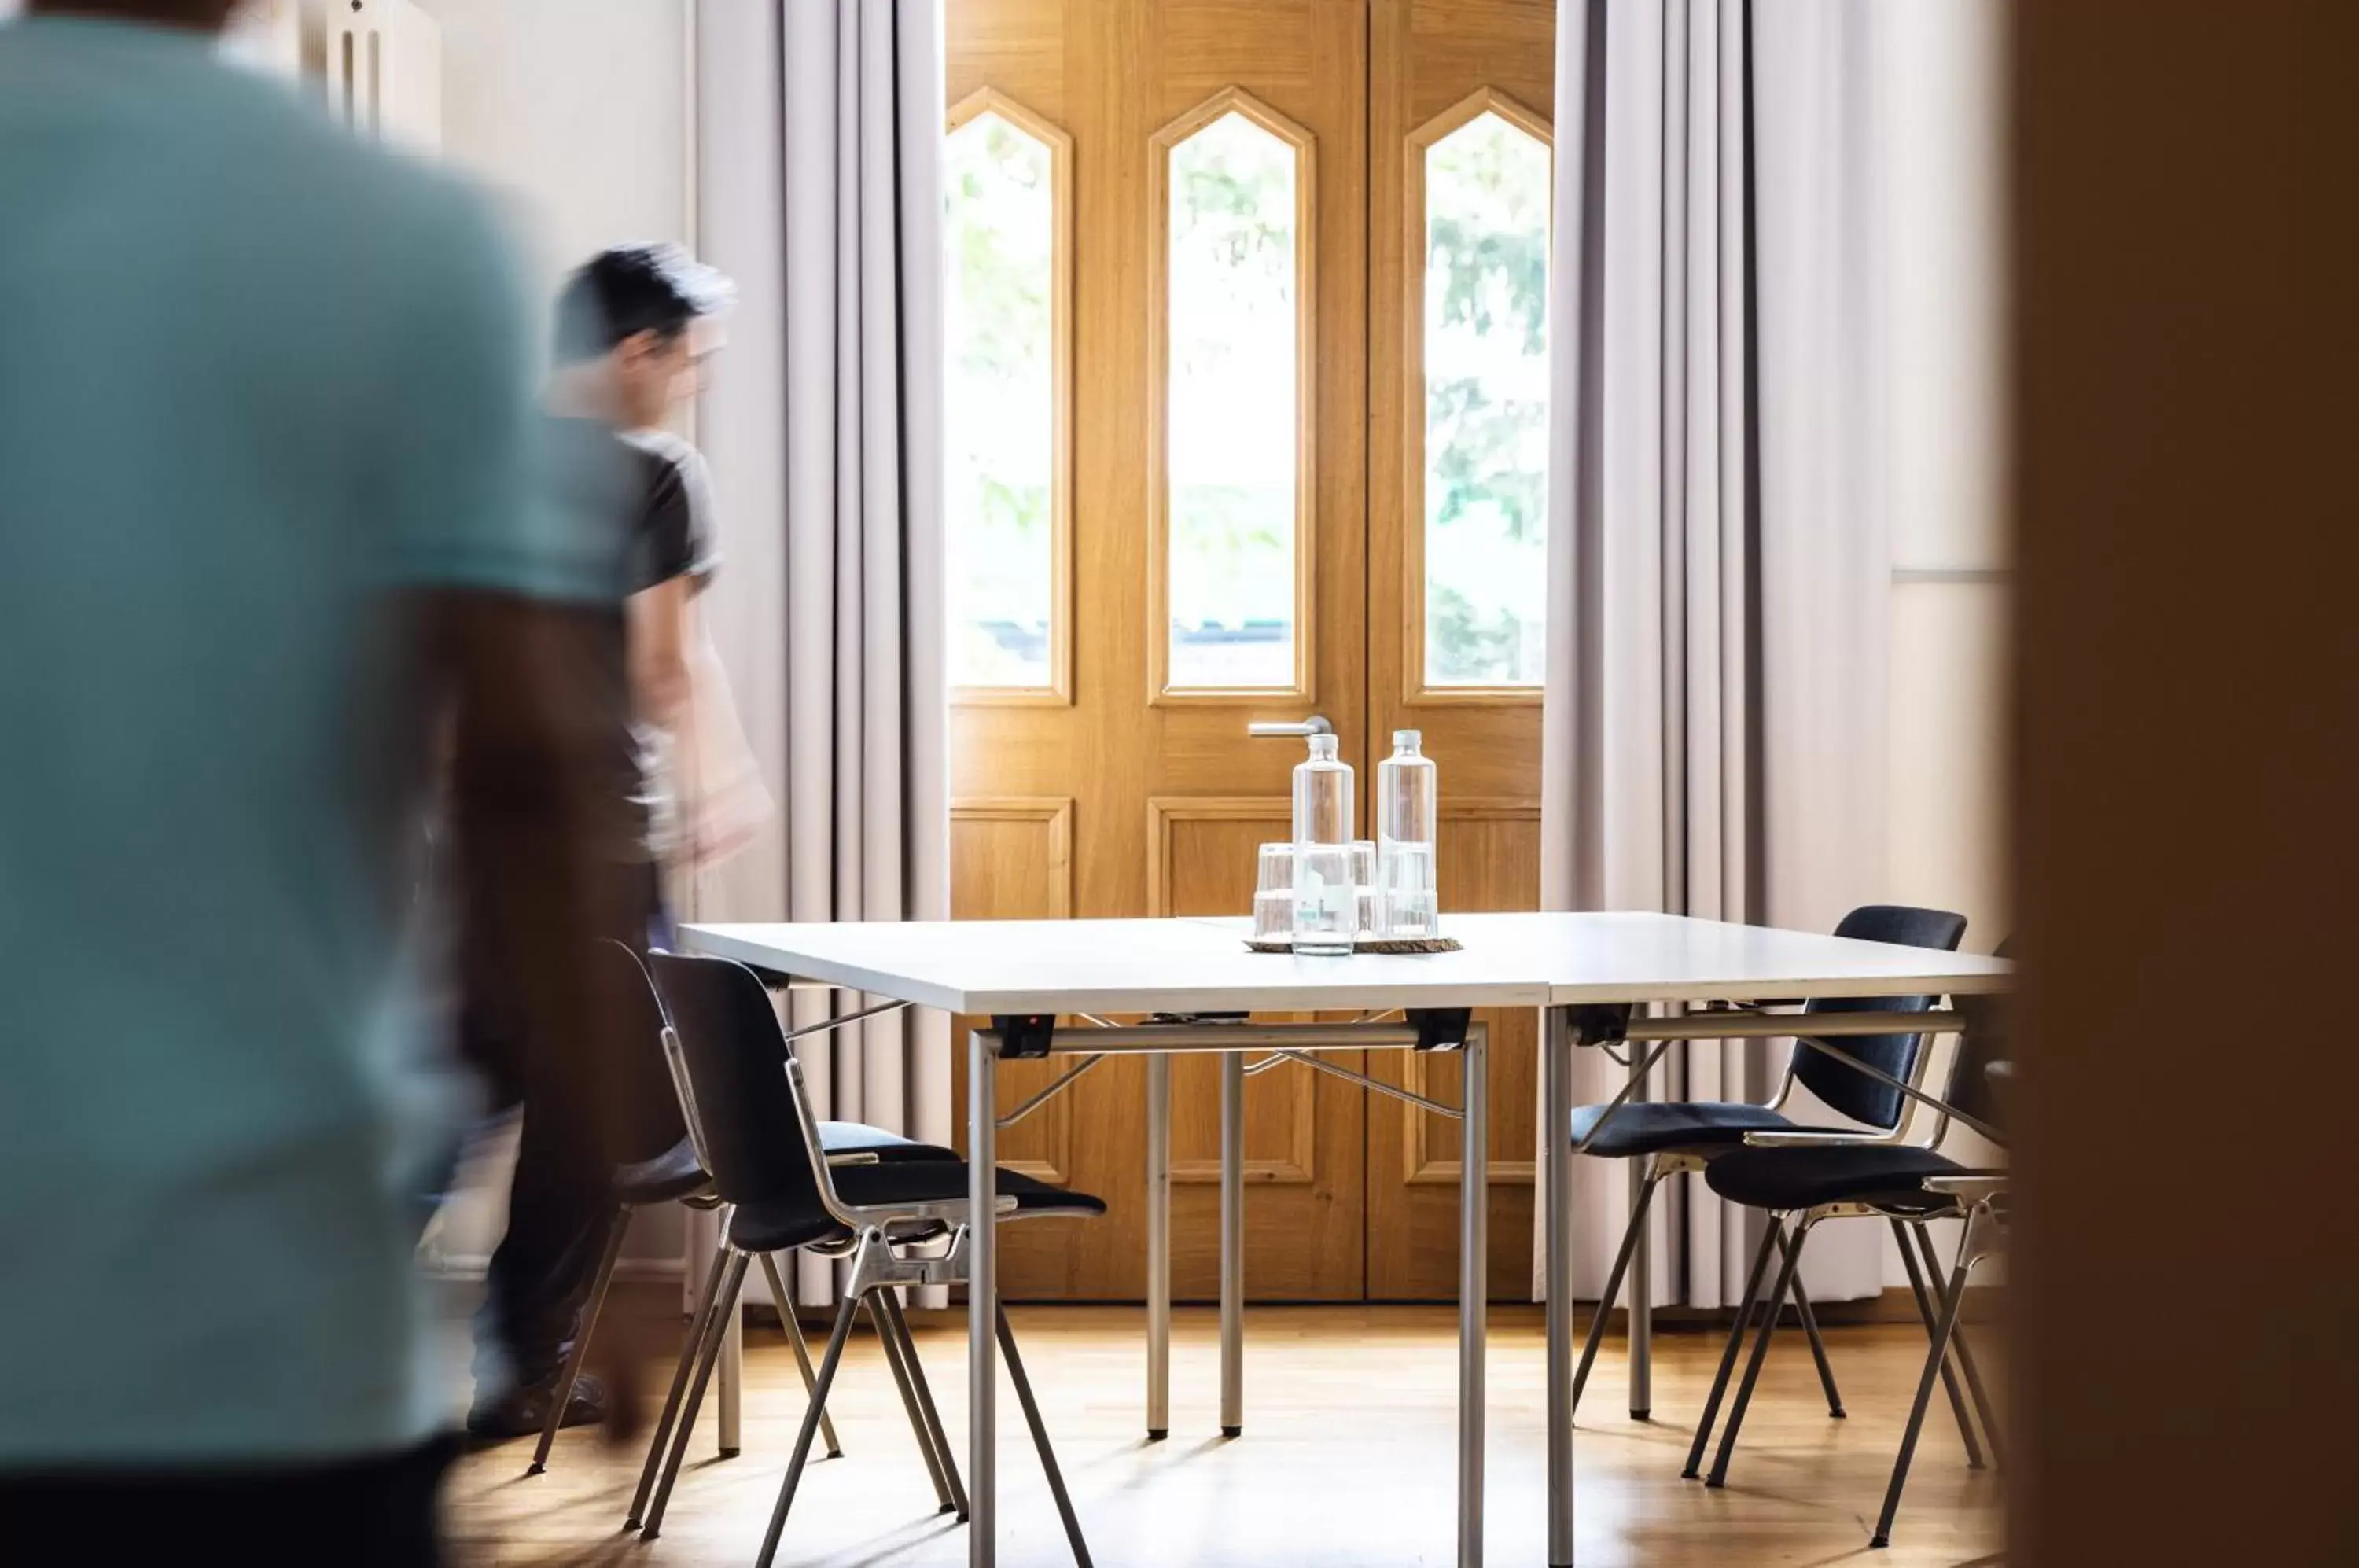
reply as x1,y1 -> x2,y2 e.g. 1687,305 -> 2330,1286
1706,1215 -> 1812,1488
628,1235 -> 732,1529
1783,1236 -> 1846,1419
641,1250 -> 749,1540
1892,1218 -> 1985,1469
999,1298 -> 1094,1568
1874,1234 -> 1975,1547
1911,1222 -> 2003,1470
532,1209 -> 629,1474
755,1286 -> 864,1568
870,1291 -> 960,1516
757,1252 -> 843,1459
1568,1166 -> 1659,1420
1684,1216 -> 1782,1479
880,1287 -> 969,1518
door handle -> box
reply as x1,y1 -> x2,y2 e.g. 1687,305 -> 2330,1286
1246,715 -> 1333,738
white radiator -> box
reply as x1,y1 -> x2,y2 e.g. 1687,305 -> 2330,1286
325,0 -> 443,156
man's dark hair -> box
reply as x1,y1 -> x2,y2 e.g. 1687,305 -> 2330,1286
552,244 -> 733,366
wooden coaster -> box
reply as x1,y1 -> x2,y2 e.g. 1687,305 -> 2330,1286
1246,935 -> 1464,955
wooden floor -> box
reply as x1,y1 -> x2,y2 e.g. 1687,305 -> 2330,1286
448,1305 -> 2003,1567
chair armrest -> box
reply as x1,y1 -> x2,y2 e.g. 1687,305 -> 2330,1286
1740,1128 -> 1908,1148
1920,1172 -> 2008,1201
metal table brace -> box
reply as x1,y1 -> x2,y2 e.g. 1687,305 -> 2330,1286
972,1012 -> 1492,1568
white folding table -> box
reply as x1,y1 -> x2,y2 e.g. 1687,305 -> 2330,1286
679,911 -> 2010,1567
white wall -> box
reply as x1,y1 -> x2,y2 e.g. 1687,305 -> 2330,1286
421,0 -> 690,334
1884,0 -> 2008,938
1875,0 -> 2008,1287
403,0 -> 697,1283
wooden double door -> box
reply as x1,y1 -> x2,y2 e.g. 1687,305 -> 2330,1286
944,0 -> 1554,1301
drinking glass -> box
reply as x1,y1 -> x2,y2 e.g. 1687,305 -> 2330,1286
1291,843 -> 1356,956
1253,841 -> 1294,941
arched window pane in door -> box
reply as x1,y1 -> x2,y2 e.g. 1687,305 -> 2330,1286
945,103 -> 1062,691
1422,109 -> 1550,687
1163,108 -> 1305,691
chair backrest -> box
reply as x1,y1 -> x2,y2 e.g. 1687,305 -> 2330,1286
1940,939 -> 2012,1142
597,939 -> 699,1165
605,940 -> 702,1167
646,951 -> 827,1220
1792,904 -> 1969,1129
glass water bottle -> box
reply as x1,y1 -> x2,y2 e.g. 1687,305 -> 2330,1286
1376,730 -> 1438,938
1290,732 -> 1356,956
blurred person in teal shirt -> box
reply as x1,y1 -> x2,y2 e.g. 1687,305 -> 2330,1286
0,2 -> 655,1558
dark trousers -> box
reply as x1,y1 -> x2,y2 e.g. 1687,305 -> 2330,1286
455,860 -> 677,1393
0,1437 -> 454,1566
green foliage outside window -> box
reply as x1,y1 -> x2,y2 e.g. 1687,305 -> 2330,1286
944,109 -> 1548,690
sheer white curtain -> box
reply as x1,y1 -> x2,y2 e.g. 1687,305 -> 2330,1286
1538,0 -> 1901,1309
693,0 -> 951,1305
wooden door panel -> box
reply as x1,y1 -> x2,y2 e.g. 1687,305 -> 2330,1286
1135,0 -> 1368,1300
1170,1055 -> 1316,1186
949,0 -> 1368,1301
950,801 -> 1073,1187
1367,804 -> 1543,1297
951,799 -> 1074,921
1146,799 -> 1287,920
1360,0 -> 1553,1302
950,0 -> 1545,1302
1150,795 -> 1366,1298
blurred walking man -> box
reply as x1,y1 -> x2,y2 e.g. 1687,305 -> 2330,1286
456,244 -> 732,1441
0,2 -> 646,1559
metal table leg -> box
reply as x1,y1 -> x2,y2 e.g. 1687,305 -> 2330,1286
1543,1007 -> 1576,1566
719,1259 -> 743,1457
1220,1050 -> 1245,1438
969,1029 -> 999,1568
1146,1054 -> 1172,1441
1458,1026 -> 1489,1568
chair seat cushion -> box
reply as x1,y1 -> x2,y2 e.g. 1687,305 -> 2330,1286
819,1121 -> 959,1162
728,1166 -> 1106,1255
1703,1144 -> 1999,1213
616,1121 -> 955,1209
1570,1101 -> 1841,1158
614,1137 -> 709,1205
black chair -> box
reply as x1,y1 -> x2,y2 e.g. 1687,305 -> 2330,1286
643,950 -> 1104,1568
1693,954 -> 2011,1547
531,944 -> 959,1494
1568,904 -> 1971,1426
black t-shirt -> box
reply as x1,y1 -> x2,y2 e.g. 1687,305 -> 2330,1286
613,425 -> 719,597
432,421 -> 717,1085
538,418 -> 718,857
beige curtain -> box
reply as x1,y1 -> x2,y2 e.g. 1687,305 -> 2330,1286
693,0 -> 950,1306
1538,0 -> 1901,1308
